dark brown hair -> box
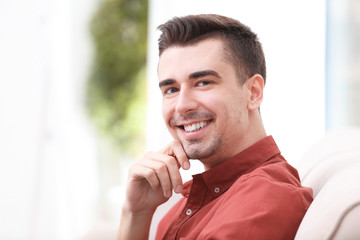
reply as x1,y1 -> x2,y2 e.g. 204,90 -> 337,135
157,14 -> 266,84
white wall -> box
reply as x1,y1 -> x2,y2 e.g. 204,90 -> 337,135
326,0 -> 360,129
0,0 -> 99,239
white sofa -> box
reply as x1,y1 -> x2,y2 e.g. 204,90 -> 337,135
295,127 -> 360,239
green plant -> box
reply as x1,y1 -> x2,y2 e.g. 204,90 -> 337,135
87,0 -> 148,155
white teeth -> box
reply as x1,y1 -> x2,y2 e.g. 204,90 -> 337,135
184,121 -> 208,132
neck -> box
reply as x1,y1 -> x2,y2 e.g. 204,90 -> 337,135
201,110 -> 267,171
241,110 -> 267,150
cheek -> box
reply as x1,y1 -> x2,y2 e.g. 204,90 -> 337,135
162,106 -> 169,125
162,101 -> 173,126
220,96 -> 245,122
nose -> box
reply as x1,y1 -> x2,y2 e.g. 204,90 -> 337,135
175,87 -> 199,114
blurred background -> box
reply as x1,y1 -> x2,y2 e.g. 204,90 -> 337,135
0,0 -> 359,239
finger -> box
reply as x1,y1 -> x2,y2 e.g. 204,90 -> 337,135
138,156 -> 174,198
159,155 -> 183,194
171,141 -> 190,170
128,163 -> 160,190
142,152 -> 183,195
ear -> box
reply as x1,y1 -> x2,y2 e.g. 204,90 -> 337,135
246,74 -> 264,111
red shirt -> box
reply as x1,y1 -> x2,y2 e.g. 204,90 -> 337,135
156,136 -> 313,239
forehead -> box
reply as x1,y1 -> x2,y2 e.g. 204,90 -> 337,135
158,38 -> 231,80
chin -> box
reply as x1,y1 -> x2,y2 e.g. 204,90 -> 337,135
183,144 -> 215,160
183,136 -> 220,156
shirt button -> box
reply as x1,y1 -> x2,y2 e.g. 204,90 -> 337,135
214,187 -> 220,193
186,209 -> 192,215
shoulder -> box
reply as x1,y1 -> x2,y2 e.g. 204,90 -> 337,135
231,159 -> 313,209
198,160 -> 313,239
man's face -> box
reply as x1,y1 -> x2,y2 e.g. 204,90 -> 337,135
158,38 -> 250,169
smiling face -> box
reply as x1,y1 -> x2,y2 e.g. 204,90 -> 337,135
158,38 -> 253,169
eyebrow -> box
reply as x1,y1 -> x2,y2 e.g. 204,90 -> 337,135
159,79 -> 175,88
188,70 -> 221,79
159,70 -> 221,88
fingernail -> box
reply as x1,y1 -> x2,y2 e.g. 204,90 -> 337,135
175,185 -> 182,193
165,191 -> 172,198
183,161 -> 190,170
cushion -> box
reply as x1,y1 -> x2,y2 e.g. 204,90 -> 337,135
295,127 -> 360,240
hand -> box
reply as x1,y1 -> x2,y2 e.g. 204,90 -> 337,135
118,140 -> 190,240
124,140 -> 190,215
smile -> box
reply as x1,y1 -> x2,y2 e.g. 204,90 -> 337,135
183,121 -> 210,132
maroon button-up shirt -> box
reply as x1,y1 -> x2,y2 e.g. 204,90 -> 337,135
156,136 -> 313,239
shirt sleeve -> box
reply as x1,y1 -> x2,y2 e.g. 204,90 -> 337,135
197,175 -> 312,240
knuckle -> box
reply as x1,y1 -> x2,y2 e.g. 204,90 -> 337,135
144,169 -> 159,185
144,168 -> 154,178
144,151 -> 155,159
163,156 -> 175,165
155,162 -> 167,173
128,163 -> 137,175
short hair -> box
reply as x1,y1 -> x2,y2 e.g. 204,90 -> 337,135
157,14 -> 266,84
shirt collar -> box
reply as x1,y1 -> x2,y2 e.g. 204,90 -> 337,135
182,136 -> 281,197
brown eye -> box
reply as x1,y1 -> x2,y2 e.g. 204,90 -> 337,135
197,81 -> 211,87
165,87 -> 178,95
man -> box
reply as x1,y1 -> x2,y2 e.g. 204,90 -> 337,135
118,14 -> 313,239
